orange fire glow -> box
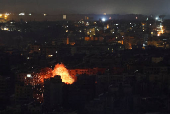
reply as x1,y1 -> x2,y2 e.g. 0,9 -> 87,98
53,63 -> 75,84
32,63 -> 75,85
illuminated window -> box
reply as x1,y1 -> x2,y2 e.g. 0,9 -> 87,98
63,15 -> 66,19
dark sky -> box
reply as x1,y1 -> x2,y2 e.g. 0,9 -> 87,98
0,0 -> 169,15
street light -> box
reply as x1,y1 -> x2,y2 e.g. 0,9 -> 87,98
102,18 -> 106,22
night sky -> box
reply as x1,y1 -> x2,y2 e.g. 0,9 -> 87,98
0,0 -> 170,15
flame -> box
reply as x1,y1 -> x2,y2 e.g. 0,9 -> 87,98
53,63 -> 75,84
31,63 -> 75,85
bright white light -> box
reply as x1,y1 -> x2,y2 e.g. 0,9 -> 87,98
102,18 -> 106,22
112,32 -> 114,34
150,24 -> 152,26
27,74 -> 31,78
155,17 -> 159,20
29,13 -> 32,16
19,13 -> 25,16
116,24 -> 119,25
130,23 -> 131,24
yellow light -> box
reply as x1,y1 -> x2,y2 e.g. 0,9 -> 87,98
0,14 -> 2,17
161,30 -> 163,34
3,28 -> 9,31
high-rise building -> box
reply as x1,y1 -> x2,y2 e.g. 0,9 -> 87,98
44,76 -> 63,111
15,83 -> 33,104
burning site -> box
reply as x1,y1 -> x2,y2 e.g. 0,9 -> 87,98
32,63 -> 75,85
22,63 -> 106,104
29,63 -> 76,103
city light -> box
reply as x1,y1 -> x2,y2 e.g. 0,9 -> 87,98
2,28 -> 9,31
19,13 -> 25,15
63,15 -> 66,19
27,74 -> 31,77
5,13 -> 10,16
155,17 -> 159,20
102,18 -> 106,22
